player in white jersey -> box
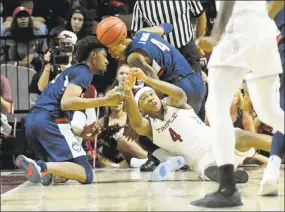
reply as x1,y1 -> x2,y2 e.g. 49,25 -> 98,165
123,68 -> 273,183
193,1 -> 284,208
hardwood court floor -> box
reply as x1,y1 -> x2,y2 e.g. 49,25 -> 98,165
1,167 -> 284,211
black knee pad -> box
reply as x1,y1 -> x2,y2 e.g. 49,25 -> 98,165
73,156 -> 94,184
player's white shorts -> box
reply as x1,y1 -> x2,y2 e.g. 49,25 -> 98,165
208,11 -> 283,80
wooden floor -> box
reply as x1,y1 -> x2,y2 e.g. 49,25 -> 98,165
1,167 -> 284,211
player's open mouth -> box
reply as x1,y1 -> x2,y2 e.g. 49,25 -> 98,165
151,102 -> 157,107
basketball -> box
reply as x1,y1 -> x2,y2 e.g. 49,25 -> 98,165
96,16 -> 127,47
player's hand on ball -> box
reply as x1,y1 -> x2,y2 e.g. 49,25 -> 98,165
195,36 -> 218,53
130,67 -> 147,81
124,72 -> 136,92
81,121 -> 101,139
105,87 -> 124,106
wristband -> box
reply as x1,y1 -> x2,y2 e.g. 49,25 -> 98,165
159,23 -> 173,35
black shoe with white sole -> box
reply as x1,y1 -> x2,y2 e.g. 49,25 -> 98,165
190,190 -> 243,208
205,166 -> 249,183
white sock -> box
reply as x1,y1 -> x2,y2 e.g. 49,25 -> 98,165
268,155 -> 282,168
152,148 -> 173,162
130,158 -> 148,168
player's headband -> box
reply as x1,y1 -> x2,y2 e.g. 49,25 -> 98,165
134,87 -> 155,106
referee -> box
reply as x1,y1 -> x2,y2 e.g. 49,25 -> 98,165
131,0 -> 207,73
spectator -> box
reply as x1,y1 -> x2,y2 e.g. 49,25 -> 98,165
29,30 -> 77,107
0,75 -> 12,114
50,6 -> 93,41
108,64 -> 130,90
3,6 -> 47,67
3,0 -> 48,35
231,91 -> 256,132
97,99 -> 148,168
1,75 -> 13,136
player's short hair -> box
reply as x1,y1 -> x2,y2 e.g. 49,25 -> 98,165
75,35 -> 106,62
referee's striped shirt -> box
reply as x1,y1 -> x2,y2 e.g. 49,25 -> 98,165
131,0 -> 204,49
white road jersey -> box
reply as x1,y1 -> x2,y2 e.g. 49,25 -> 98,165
149,104 -> 213,171
232,1 -> 267,15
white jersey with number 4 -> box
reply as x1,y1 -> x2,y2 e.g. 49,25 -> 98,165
149,104 -> 215,172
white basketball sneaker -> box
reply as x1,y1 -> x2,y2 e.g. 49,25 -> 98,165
259,155 -> 281,196
151,156 -> 185,181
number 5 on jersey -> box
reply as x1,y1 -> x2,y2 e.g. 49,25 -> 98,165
169,127 -> 183,142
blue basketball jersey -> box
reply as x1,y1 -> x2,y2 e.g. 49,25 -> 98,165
126,31 -> 193,82
33,64 -> 93,121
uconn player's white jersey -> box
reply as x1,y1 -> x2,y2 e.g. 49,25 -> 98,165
149,103 -> 213,171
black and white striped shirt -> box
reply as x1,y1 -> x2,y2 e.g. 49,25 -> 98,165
131,0 -> 204,49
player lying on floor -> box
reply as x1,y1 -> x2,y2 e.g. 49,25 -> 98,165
123,68 -> 273,182
15,36 -> 124,186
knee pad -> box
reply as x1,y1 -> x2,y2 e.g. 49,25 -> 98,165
73,156 -> 94,184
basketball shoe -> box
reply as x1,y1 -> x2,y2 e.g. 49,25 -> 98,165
259,155 -> 281,196
150,156 -> 185,181
15,155 -> 42,183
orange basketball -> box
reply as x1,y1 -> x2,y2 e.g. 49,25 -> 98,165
96,16 -> 127,47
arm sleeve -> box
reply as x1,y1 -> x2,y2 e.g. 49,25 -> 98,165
69,66 -> 92,92
189,0 -> 204,18
131,2 -> 144,32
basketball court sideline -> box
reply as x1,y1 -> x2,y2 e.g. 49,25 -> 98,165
1,167 -> 284,211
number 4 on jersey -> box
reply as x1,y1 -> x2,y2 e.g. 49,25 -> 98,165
169,127 -> 183,142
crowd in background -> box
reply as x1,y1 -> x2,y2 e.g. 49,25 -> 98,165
0,0 -> 280,169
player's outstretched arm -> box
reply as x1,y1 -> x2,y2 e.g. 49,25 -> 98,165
138,23 -> 173,36
127,52 -> 159,80
61,84 -> 124,111
124,73 -> 152,139
130,68 -> 188,108
267,1 -> 284,19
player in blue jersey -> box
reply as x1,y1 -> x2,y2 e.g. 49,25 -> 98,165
15,36 -> 124,185
105,24 -> 206,172
259,1 -> 285,196
108,24 -> 205,116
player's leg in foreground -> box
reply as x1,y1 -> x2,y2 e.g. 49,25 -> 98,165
259,32 -> 285,195
191,67 -> 246,208
258,73 -> 285,196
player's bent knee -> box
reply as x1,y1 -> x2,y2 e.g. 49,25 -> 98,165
73,156 -> 94,184
82,165 -> 94,184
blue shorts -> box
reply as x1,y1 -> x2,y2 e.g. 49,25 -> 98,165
172,72 -> 205,114
25,109 -> 86,162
